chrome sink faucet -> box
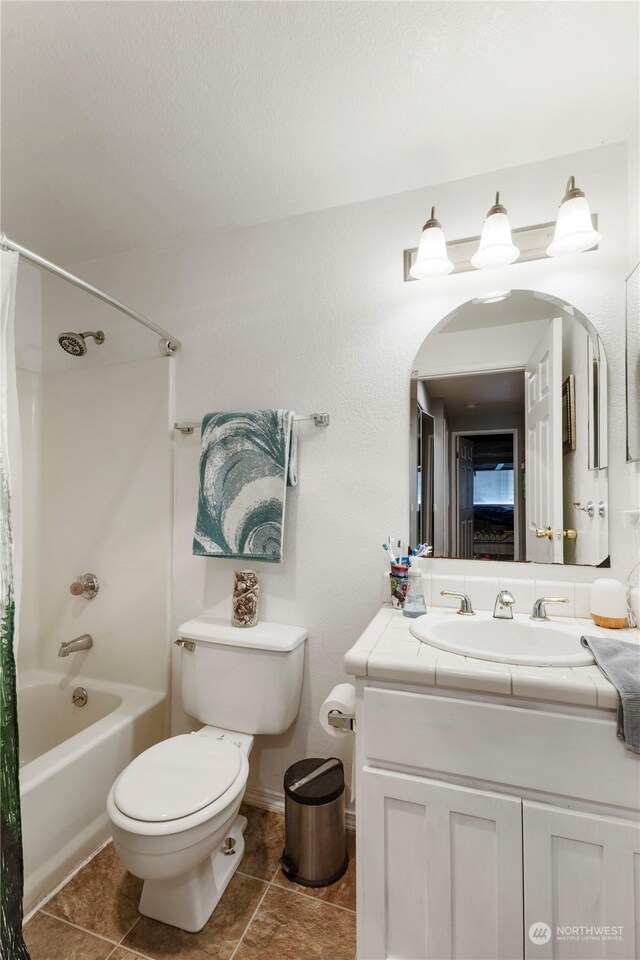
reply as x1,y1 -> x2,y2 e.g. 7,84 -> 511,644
493,590 -> 515,619
440,591 -> 475,616
530,597 -> 569,622
58,634 -> 93,657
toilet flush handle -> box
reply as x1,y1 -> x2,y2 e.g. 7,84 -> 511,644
175,638 -> 196,652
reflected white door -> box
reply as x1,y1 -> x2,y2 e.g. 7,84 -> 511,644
456,436 -> 475,558
525,318 -> 563,562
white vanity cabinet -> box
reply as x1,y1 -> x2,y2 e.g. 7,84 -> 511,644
523,802 -> 640,960
348,614 -> 640,960
360,770 -> 524,960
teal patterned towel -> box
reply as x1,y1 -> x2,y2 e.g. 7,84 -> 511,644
193,410 -> 297,562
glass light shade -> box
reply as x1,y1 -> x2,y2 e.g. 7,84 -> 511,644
471,212 -> 520,270
410,224 -> 453,279
546,195 -> 600,257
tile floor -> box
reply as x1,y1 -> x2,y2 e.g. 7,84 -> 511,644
24,804 -> 356,960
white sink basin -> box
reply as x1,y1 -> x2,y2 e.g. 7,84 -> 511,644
409,610 -> 595,667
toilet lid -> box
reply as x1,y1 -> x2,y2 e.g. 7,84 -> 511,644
114,735 -> 242,822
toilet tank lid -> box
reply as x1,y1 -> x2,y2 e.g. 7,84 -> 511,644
178,616 -> 307,652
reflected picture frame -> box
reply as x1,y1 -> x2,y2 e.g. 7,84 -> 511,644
562,374 -> 576,454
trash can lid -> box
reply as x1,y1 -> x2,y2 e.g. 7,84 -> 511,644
284,757 -> 345,806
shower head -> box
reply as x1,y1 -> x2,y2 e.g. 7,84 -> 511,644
57,330 -> 105,357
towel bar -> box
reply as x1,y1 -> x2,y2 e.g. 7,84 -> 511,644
174,413 -> 330,436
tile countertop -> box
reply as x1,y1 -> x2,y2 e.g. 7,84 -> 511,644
344,606 -> 640,710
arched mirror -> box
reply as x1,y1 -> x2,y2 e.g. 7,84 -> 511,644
410,290 -> 609,567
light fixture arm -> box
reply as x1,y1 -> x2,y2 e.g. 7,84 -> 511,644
561,176 -> 586,203
423,206 -> 442,230
487,191 -> 508,217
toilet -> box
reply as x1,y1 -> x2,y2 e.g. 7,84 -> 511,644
107,616 -> 307,933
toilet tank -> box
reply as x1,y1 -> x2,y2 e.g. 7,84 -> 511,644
177,616 -> 307,735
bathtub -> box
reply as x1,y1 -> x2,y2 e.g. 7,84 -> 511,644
19,670 -> 166,912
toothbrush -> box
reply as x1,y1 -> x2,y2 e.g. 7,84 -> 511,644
388,536 -> 397,563
383,541 -> 397,563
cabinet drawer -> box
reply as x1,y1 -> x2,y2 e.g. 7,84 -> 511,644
363,687 -> 640,811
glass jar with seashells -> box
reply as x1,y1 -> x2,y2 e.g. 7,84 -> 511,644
232,570 -> 260,628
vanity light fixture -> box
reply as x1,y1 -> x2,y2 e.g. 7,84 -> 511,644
546,176 -> 601,257
409,207 -> 454,279
471,193 -> 520,270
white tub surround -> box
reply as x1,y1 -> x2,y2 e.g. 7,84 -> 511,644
19,671 -> 165,912
347,608 -> 640,960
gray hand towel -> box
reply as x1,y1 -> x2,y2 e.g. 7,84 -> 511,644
581,635 -> 640,754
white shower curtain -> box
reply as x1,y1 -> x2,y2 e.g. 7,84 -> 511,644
1,249 -> 22,647
1,248 -> 30,960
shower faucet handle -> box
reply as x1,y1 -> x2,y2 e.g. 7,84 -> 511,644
70,573 -> 100,599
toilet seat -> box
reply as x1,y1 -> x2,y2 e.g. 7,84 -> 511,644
114,735 -> 242,823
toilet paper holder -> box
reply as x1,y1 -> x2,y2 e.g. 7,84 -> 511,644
328,709 -> 354,731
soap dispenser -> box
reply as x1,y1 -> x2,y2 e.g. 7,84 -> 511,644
403,563 -> 427,619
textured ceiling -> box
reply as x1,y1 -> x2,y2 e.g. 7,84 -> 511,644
423,370 -> 524,419
1,1 -> 638,265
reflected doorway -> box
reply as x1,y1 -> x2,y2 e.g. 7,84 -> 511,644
452,430 -> 520,561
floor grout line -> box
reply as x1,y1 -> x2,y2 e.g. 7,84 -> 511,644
108,942 -> 156,960
228,874 -> 273,960
236,867 -> 279,883
39,909 -> 120,946
106,926 -> 157,960
117,913 -> 143,946
231,857 -> 356,959
270,878 -> 357,914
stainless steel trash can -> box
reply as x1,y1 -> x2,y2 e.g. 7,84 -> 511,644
280,757 -> 348,887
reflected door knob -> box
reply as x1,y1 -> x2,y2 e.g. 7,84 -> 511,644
535,527 -> 554,540
70,574 -> 100,598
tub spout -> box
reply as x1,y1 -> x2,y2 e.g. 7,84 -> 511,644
58,634 -> 93,657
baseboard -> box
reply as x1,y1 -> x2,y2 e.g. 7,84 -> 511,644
243,784 -> 357,832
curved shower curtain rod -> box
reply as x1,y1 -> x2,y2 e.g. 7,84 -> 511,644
0,233 -> 182,355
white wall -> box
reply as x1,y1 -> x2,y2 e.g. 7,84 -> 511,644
54,141 -> 638,799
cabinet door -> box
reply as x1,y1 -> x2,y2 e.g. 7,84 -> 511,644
523,801 -> 640,960
360,768 -> 523,960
